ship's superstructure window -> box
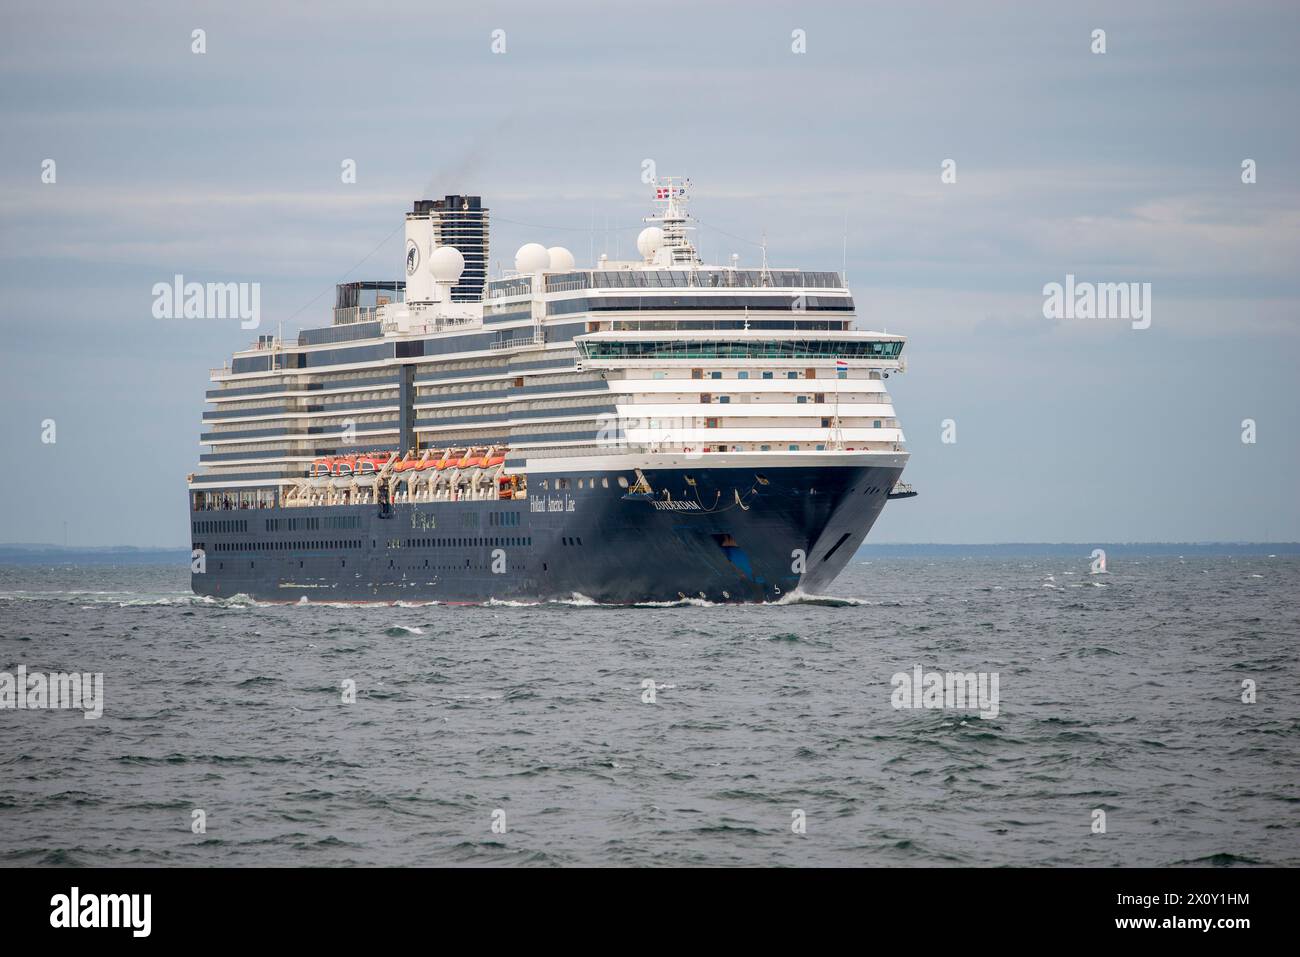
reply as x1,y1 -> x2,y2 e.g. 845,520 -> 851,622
578,339 -> 903,360
548,294 -> 854,316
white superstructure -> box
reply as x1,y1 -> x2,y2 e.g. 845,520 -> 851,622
190,181 -> 907,508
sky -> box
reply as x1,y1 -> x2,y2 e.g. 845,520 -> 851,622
1,0 -> 1297,546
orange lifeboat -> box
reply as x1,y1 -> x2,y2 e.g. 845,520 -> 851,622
484,454 -> 505,467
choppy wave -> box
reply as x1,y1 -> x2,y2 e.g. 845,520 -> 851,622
0,556 -> 1295,867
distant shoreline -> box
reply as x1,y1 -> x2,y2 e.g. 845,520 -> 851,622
1,542 -> 1297,566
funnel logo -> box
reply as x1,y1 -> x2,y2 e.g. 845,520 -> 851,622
406,240 -> 420,276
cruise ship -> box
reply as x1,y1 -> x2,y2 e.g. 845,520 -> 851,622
188,180 -> 912,603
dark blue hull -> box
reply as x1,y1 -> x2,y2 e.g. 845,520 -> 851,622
189,463 -> 903,603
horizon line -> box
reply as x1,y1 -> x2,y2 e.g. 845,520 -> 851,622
3,541 -> 1298,552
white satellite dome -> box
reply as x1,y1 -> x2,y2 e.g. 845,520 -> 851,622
636,227 -> 663,260
515,243 -> 550,274
547,246 -> 576,272
428,245 -> 465,283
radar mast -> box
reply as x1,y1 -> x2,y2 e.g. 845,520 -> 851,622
644,177 -> 700,267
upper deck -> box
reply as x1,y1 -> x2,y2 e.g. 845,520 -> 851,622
192,179 -> 907,500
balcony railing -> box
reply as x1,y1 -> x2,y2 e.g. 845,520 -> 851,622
491,332 -> 546,351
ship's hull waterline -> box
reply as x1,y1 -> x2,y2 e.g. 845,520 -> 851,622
190,462 -> 904,604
